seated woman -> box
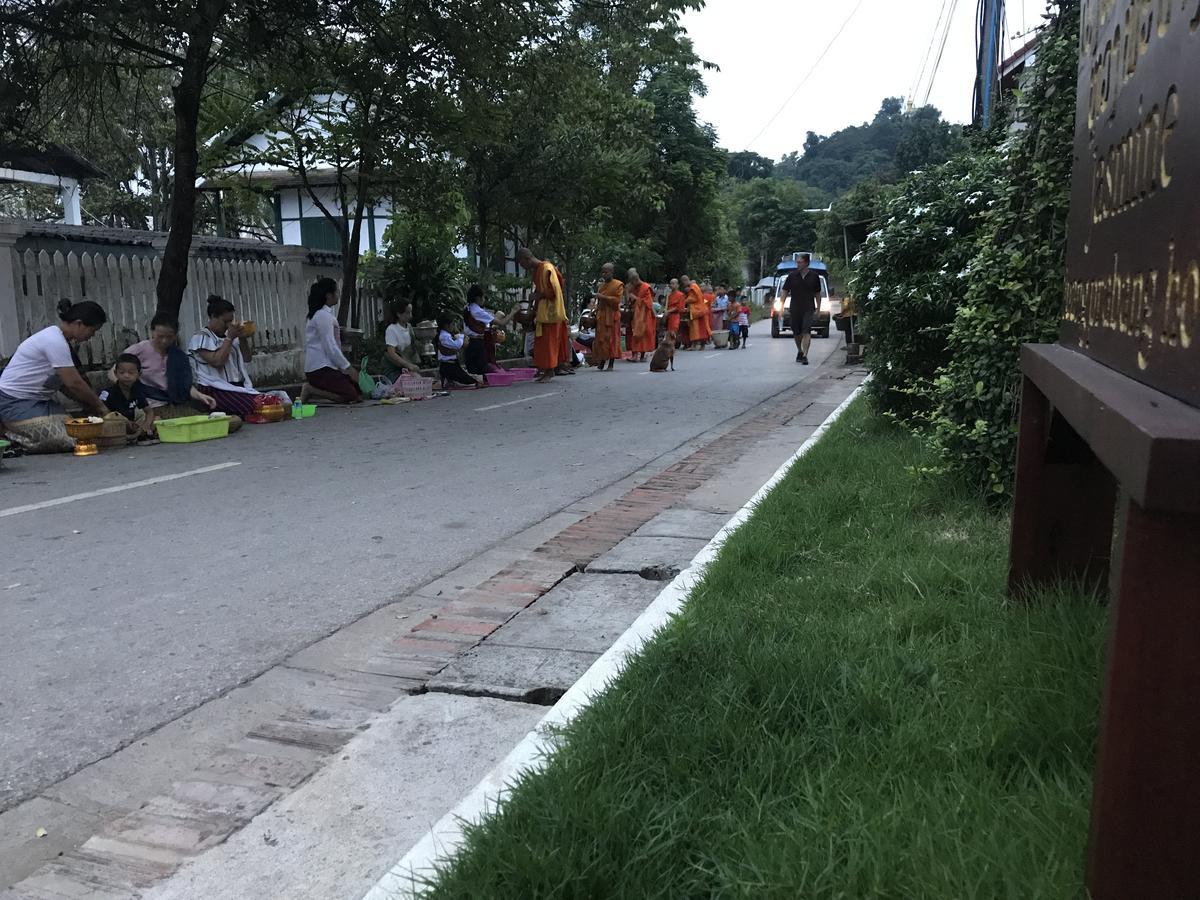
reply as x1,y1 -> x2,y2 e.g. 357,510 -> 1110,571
118,312 -> 219,422
463,284 -> 514,379
187,295 -> 269,417
301,277 -> 361,404
381,299 -> 423,381
0,300 -> 111,453
437,313 -> 482,389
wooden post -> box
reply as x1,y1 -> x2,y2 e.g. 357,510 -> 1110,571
1086,497 -> 1200,898
1008,376 -> 1118,594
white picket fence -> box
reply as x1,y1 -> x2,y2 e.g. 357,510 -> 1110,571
4,247 -> 311,368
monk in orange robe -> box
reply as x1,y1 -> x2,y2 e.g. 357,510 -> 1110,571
665,278 -> 685,338
517,248 -> 569,382
682,275 -> 711,348
589,262 -> 624,372
626,268 -> 657,361
701,282 -> 719,334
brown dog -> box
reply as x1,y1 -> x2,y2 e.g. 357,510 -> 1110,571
650,330 -> 676,372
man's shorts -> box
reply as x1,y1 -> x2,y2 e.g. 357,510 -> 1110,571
794,304 -> 816,335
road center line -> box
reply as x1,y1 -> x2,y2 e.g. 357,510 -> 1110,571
474,391 -> 561,412
0,461 -> 242,519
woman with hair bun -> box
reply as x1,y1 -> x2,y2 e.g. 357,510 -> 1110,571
187,294 -> 266,417
0,300 -> 110,452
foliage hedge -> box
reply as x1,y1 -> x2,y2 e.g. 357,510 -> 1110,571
852,152 -> 1003,423
850,0 -> 1080,496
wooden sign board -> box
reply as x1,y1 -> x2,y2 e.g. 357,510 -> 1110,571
1060,0 -> 1200,408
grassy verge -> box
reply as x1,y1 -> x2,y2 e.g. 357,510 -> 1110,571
422,399 -> 1106,899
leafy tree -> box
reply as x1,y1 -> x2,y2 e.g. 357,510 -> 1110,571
727,151 -> 774,181
775,98 -> 962,196
726,178 -> 819,283
0,0 -> 329,318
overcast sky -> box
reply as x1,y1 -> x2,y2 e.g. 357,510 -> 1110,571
681,0 -> 1051,160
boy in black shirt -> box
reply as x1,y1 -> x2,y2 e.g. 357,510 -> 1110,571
100,353 -> 156,442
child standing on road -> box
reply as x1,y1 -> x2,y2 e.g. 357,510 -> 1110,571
99,353 -> 156,442
737,302 -> 751,348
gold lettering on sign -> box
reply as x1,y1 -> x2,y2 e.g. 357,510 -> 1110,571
1084,0 -> 1194,124
1090,84 -> 1177,222
1066,244 -> 1200,359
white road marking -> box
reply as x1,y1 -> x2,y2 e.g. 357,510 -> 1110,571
0,461 -> 242,519
474,392 -> 561,412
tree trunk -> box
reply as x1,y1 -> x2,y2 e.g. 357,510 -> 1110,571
155,0 -> 227,318
476,198 -> 489,272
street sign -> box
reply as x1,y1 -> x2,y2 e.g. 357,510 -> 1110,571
1060,0 -> 1200,408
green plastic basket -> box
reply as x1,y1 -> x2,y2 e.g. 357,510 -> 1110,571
156,415 -> 232,444
301,404 -> 317,418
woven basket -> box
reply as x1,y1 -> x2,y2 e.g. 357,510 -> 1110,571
399,375 -> 435,400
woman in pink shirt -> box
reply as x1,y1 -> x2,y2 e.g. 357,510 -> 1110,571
117,313 -> 217,421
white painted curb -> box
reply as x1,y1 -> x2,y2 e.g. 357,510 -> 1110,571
362,382 -> 867,900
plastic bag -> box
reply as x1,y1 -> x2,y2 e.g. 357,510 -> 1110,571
358,357 -> 376,398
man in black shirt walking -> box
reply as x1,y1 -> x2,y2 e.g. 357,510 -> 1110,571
780,253 -> 821,365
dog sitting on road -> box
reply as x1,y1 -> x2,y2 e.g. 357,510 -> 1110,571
650,330 -> 677,372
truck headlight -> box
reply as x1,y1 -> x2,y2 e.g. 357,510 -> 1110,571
820,298 -> 831,313
773,299 -> 783,313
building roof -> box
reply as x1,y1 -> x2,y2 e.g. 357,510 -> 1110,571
0,143 -> 107,180
1001,36 -> 1039,78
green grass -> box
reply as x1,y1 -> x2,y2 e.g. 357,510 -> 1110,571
421,399 -> 1106,899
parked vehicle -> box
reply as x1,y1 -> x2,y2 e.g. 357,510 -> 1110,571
768,254 -> 838,339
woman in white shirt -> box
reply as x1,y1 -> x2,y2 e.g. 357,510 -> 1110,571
301,278 -> 361,404
187,295 -> 267,417
463,284 -> 514,379
382,299 -> 422,379
437,313 -> 481,389
0,300 -> 111,452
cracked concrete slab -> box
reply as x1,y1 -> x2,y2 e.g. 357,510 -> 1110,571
489,574 -> 662,654
631,508 -> 730,540
425,645 -> 600,704
586,536 -> 709,577
143,694 -> 544,900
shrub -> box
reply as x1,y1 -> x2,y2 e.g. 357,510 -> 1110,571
852,151 -> 1003,424
928,0 -> 1079,495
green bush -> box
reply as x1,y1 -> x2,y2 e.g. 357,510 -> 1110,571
852,152 -> 1003,423
362,214 -> 469,324
928,0 -> 1079,495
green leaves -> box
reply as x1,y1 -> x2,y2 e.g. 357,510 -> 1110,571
849,0 -> 1081,499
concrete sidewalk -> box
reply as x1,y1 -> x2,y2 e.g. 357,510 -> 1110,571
5,354 -> 866,900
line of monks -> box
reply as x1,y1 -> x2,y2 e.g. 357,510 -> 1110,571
515,248 -> 730,383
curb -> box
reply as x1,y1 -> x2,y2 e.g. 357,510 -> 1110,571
361,381 -> 867,900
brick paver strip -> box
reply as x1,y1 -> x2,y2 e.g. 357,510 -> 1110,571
8,369 -> 863,898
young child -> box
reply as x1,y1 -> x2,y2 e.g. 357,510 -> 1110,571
436,314 -> 481,389
737,301 -> 751,348
99,353 -> 157,442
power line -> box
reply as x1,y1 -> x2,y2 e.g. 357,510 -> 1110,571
909,0 -> 954,109
920,0 -> 962,106
746,0 -> 869,151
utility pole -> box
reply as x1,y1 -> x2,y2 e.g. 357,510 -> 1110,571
978,0 -> 1004,129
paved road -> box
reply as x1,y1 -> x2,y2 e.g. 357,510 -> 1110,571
0,323 -> 840,809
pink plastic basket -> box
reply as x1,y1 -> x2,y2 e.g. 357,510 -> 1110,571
486,371 -> 517,387
507,368 -> 537,382
399,375 -> 435,400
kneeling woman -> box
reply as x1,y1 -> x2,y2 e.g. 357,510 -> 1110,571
301,278 -> 361,404
0,300 -> 110,453
187,295 -> 269,417
437,313 -> 481,389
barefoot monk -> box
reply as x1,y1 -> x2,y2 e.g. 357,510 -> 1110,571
589,262 -> 624,372
518,248 -> 569,383
627,268 -> 657,363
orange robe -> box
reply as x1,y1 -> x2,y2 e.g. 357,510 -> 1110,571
593,278 -> 624,363
666,290 -> 686,335
532,261 -> 568,371
628,282 -> 657,353
687,284 -> 711,343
